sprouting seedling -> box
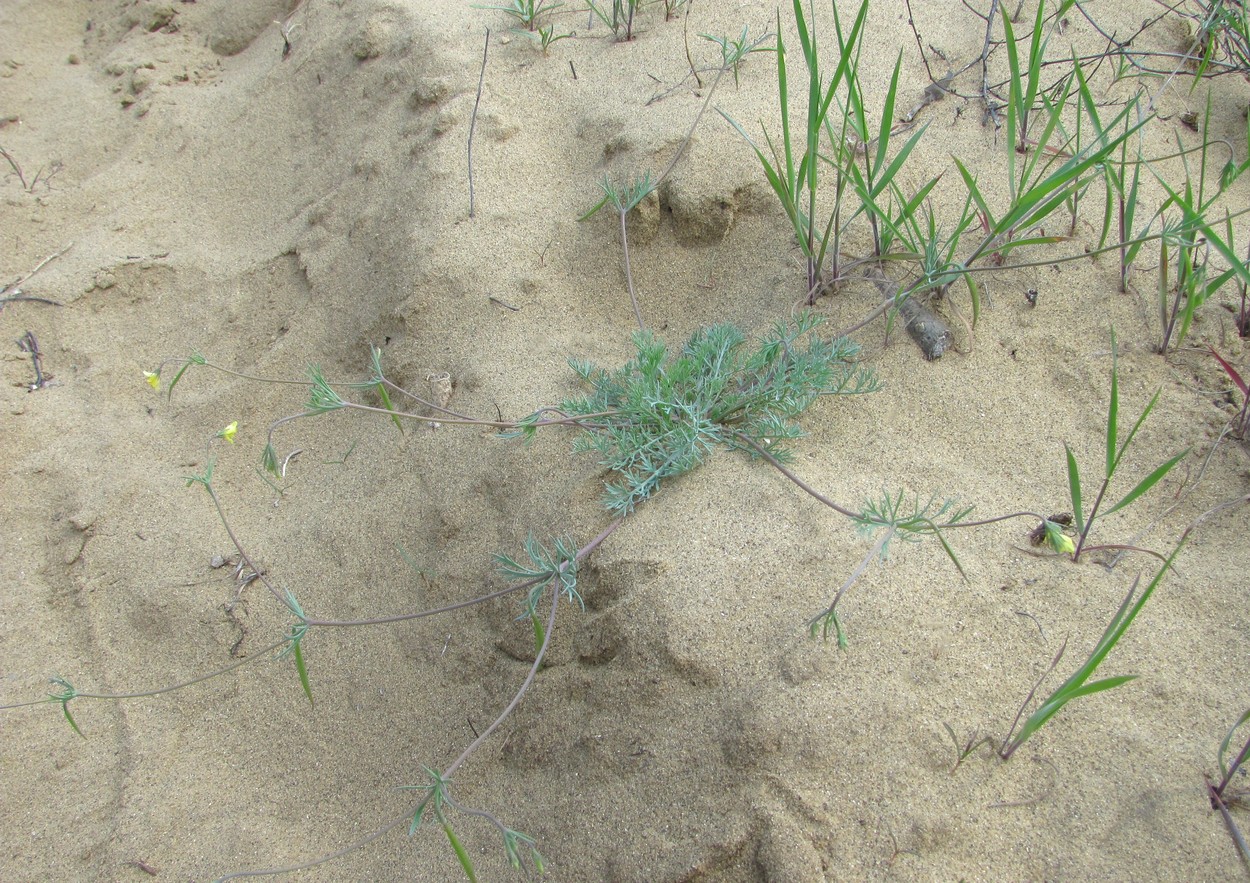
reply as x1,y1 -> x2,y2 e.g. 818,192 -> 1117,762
580,46 -> 741,329
534,22 -> 571,54
1063,331 -> 1188,562
699,26 -> 775,88
472,0 -> 563,32
580,172 -> 655,331
273,18 -> 300,58
942,722 -> 995,773
585,0 -> 640,41
661,0 -> 690,21
1207,708 -> 1250,864
998,536 -> 1184,759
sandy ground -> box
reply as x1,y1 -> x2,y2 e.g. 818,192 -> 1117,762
1,1 -> 1248,880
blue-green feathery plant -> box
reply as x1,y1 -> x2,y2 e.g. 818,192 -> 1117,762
542,313 -> 878,516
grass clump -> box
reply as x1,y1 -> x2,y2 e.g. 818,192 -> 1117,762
719,0 -> 869,303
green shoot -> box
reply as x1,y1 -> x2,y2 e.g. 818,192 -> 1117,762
534,23 -> 571,54
277,590 -> 314,706
1217,708 -> 1250,792
699,26 -> 774,88
1208,704 -> 1250,863
999,536 -> 1185,759
48,676 -> 84,737
472,0 -> 562,32
943,722 -> 995,772
718,0 -> 868,302
369,345 -> 404,434
441,818 -> 476,882
495,534 -> 582,620
1064,331 -> 1188,561
165,351 -> 207,399
585,0 -> 640,41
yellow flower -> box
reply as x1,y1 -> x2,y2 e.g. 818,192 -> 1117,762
143,370 -> 160,391
1044,520 -> 1076,555
218,421 -> 238,444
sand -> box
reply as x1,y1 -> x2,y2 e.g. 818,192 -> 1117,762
1,0 -> 1248,880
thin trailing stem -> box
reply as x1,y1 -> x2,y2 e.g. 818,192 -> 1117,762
0,638 -> 288,711
468,29 -> 489,218
620,204 -> 644,330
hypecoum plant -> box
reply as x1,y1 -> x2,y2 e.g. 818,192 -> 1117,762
8,0 -> 1250,879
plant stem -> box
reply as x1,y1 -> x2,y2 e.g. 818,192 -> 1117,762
619,206 -> 644,331
444,518 -> 622,778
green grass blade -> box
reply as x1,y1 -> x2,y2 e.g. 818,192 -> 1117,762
1012,674 -> 1139,748
292,638 -> 313,706
1013,188 -> 1081,237
927,522 -> 967,582
900,173 -> 943,220
1021,0 -> 1047,115
963,271 -> 982,327
780,6 -> 794,185
1018,87 -> 1072,190
1058,674 -> 1139,700
530,611 -> 547,657
870,125 -> 927,199
874,53 -> 904,175
376,382 -> 404,435
577,190 -> 611,222
1003,11 -> 1021,190
1006,536 -> 1182,756
1065,443 -> 1084,535
954,157 -> 996,229
1220,709 -> 1250,780
987,234 -> 1070,252
165,354 -> 204,401
60,701 -> 84,737
442,818 -> 479,883
988,105 -> 1148,250
1103,449 -> 1188,518
1111,386 -> 1161,474
1152,173 -> 1250,291
719,111 -> 802,241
